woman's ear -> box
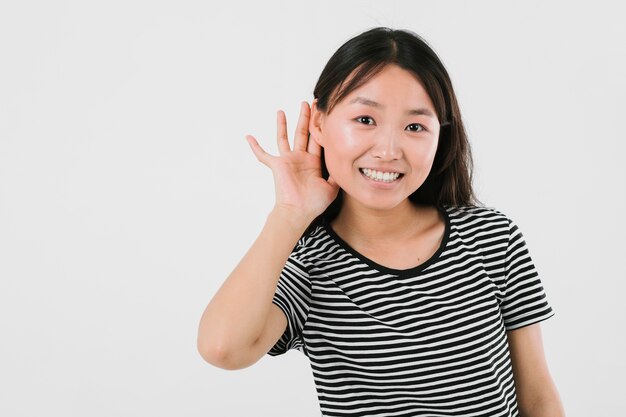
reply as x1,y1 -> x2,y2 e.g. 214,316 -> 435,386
309,99 -> 325,147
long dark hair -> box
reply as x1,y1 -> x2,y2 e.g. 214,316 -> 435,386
302,27 -> 484,238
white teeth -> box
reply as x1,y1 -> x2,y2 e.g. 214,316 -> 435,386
360,168 -> 401,183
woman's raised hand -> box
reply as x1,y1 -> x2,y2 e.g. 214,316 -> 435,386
245,101 -> 340,223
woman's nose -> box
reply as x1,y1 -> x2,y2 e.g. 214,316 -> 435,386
372,131 -> 402,160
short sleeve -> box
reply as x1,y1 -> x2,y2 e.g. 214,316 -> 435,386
501,218 -> 555,331
266,247 -> 312,357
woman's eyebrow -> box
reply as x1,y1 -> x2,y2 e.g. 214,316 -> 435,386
349,96 -> 436,118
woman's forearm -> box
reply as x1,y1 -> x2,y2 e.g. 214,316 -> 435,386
520,391 -> 566,417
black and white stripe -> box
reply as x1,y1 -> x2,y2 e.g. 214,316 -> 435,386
268,204 -> 554,417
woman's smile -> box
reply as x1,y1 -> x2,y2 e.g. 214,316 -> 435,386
359,167 -> 405,188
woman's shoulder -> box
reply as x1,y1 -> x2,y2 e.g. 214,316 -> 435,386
289,220 -> 329,257
444,203 -> 512,227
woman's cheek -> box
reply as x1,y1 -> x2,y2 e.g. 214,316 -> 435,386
336,125 -> 365,148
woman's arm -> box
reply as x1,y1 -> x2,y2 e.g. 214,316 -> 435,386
197,208 -> 311,368
506,323 -> 566,417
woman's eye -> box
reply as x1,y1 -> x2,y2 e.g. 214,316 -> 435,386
355,116 -> 374,125
407,123 -> 426,132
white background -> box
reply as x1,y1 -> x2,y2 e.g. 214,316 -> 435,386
1,1 -> 624,416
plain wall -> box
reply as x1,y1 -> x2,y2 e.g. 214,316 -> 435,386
1,0 -> 624,416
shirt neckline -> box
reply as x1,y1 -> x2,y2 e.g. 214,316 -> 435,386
321,204 -> 451,277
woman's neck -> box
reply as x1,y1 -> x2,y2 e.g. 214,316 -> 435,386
330,197 -> 432,246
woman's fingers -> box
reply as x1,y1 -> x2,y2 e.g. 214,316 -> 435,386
293,101 -> 310,152
276,110 -> 291,155
306,132 -> 322,157
307,109 -> 322,157
245,135 -> 272,166
249,102 -> 318,164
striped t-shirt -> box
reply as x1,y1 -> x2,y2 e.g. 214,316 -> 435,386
267,204 -> 554,417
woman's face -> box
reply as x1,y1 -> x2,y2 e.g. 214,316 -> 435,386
310,64 -> 441,211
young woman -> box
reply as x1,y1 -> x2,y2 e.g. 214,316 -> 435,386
198,27 -> 565,417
